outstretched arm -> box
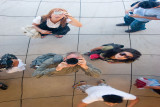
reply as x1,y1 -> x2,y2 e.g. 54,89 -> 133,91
68,16 -> 82,27
127,98 -> 139,107
77,102 -> 88,107
90,46 -> 103,52
130,14 -> 160,20
144,86 -> 160,90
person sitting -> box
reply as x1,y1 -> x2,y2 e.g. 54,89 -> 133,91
116,1 -> 160,33
32,8 -> 82,38
73,79 -> 139,107
31,52 -> 101,78
84,43 -> 141,63
0,54 -> 26,73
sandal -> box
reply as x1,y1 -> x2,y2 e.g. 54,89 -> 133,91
55,35 -> 63,38
72,81 -> 86,89
97,79 -> 106,85
0,83 -> 8,90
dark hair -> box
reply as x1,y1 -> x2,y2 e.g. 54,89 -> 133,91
138,1 -> 160,8
102,48 -> 141,63
0,59 -> 13,69
0,54 -> 17,69
102,95 -> 123,103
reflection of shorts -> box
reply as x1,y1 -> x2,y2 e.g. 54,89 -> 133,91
76,83 -> 108,93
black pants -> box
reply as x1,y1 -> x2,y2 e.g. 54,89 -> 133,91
38,21 -> 70,36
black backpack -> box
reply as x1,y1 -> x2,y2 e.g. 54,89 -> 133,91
102,43 -> 124,49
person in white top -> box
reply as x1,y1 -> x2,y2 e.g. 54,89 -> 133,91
0,54 -> 25,90
73,79 -> 139,107
0,54 -> 26,73
116,1 -> 160,33
32,8 -> 82,38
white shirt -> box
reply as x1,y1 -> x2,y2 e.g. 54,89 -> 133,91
33,16 -> 71,28
133,7 -> 160,22
82,86 -> 136,104
6,59 -> 26,73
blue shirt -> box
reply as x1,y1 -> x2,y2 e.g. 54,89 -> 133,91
133,7 -> 160,22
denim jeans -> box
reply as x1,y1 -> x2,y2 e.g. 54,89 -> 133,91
124,15 -> 149,31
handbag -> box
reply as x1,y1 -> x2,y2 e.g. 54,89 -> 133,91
22,25 -> 41,38
134,77 -> 153,89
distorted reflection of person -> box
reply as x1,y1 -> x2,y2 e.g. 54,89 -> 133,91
84,43 -> 141,63
116,1 -> 160,33
31,52 -> 101,78
0,54 -> 26,90
73,79 -> 139,107
0,54 -> 26,74
32,8 -> 82,38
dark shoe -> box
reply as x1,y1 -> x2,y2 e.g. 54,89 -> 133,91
0,83 -> 8,90
125,29 -> 137,33
83,52 -> 90,56
116,23 -> 128,26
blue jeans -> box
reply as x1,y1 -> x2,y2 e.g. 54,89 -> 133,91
124,15 -> 149,31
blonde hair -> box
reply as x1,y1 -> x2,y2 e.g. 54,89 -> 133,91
41,8 -> 68,27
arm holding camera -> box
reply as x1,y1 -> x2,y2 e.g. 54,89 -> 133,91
78,58 -> 101,78
63,12 -> 82,27
56,62 -> 69,71
130,14 -> 160,20
125,2 -> 140,14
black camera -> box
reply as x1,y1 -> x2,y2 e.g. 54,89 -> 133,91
66,58 -> 78,65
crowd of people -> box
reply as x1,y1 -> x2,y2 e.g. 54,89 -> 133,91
0,0 -> 160,107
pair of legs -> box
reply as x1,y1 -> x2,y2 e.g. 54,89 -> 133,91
117,15 -> 148,33
73,79 -> 107,93
0,82 -> 8,90
41,25 -> 70,38
38,21 -> 70,38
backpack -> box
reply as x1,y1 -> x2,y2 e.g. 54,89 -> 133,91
102,43 -> 124,49
22,25 -> 41,38
30,53 -> 63,68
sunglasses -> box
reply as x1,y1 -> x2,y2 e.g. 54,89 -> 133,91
119,52 -> 132,59
54,11 -> 63,15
